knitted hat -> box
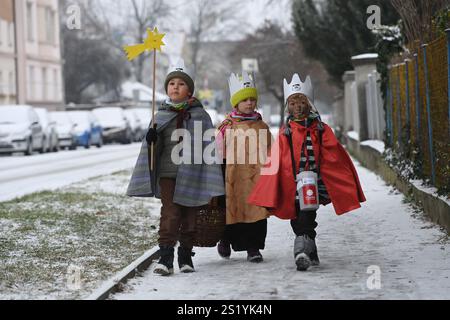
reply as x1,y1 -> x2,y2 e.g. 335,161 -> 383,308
164,59 -> 195,95
228,72 -> 258,107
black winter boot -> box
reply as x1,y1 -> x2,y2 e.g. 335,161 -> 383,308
217,239 -> 231,259
178,247 -> 195,273
247,249 -> 263,263
154,246 -> 174,276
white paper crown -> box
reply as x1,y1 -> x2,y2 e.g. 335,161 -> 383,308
228,71 -> 255,97
167,58 -> 192,78
283,73 -> 314,105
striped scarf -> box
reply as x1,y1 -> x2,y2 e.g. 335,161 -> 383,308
290,114 -> 330,204
218,110 -> 262,137
230,110 -> 262,121
165,99 -> 189,111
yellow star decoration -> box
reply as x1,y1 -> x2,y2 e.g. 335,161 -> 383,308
123,27 -> 166,61
199,89 -> 213,100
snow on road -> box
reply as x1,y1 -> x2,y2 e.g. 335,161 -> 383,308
0,144 -> 141,202
113,160 -> 450,300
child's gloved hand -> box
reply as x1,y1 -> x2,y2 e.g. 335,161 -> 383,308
146,126 -> 158,144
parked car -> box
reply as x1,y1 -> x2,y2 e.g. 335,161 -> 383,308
49,111 -> 78,150
129,108 -> 152,141
92,107 -> 133,144
0,105 -> 45,156
35,108 -> 59,153
67,111 -> 103,149
123,109 -> 144,142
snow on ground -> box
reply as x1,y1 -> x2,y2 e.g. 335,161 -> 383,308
0,144 -> 141,202
113,159 -> 450,300
347,131 -> 360,141
0,170 -> 161,300
410,180 -> 450,206
360,140 -> 385,154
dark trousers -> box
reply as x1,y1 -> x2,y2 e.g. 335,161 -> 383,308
223,219 -> 267,252
159,178 -> 199,249
290,206 -> 318,239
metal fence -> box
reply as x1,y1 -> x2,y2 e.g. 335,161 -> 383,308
386,30 -> 450,191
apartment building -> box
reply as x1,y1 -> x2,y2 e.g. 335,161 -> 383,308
0,0 -> 16,105
0,0 -> 64,109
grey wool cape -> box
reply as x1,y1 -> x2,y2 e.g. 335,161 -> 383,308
126,99 -> 225,207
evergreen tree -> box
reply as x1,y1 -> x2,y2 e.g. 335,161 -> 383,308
292,0 -> 400,85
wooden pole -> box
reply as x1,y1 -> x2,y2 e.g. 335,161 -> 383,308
150,49 -> 157,171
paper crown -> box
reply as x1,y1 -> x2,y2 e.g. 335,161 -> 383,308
228,71 -> 258,107
283,73 -> 314,105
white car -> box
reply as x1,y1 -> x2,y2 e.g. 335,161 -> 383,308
124,109 -> 144,142
49,111 -> 78,150
0,105 -> 45,156
129,108 -> 152,140
92,107 -> 133,144
35,108 -> 59,153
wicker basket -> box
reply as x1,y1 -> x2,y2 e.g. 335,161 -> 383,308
193,198 -> 226,247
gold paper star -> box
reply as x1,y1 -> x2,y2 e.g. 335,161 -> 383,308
123,27 -> 166,61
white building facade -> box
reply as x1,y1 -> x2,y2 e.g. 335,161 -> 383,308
0,0 -> 16,105
0,0 -> 64,109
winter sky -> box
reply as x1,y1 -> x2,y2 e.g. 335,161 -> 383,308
226,0 -> 293,34
98,0 -> 293,38
167,0 -> 292,28
95,0 -> 293,62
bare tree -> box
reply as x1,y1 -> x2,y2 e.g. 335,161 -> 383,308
231,22 -> 338,126
60,0 -> 130,103
186,0 -> 241,79
390,0 -> 448,44
74,0 -> 171,83
128,0 -> 171,82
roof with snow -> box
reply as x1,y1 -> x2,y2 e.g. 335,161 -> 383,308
121,81 -> 166,102
94,81 -> 166,103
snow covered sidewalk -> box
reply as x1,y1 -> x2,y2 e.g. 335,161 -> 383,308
112,160 -> 450,300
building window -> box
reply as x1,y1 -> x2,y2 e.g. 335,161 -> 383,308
9,72 -> 15,95
9,22 -> 14,47
0,20 -> 3,46
28,66 -> 35,100
45,8 -> 55,44
27,2 -> 34,42
53,69 -> 58,100
42,67 -> 47,100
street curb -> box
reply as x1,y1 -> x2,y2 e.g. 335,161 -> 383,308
85,246 -> 160,300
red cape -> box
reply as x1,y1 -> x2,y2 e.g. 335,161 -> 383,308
247,120 -> 366,219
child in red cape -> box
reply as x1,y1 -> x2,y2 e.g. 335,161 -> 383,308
247,73 -> 366,271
